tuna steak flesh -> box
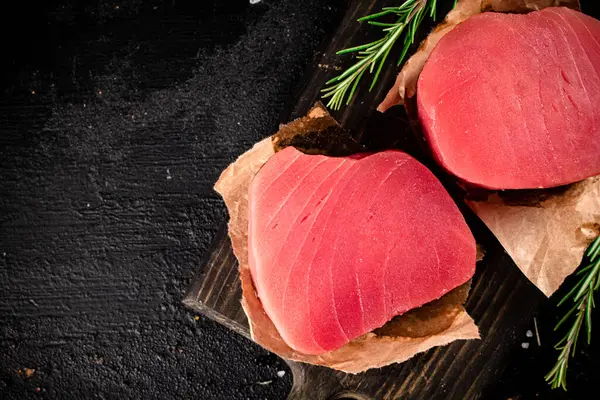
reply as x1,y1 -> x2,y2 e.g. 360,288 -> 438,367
248,147 -> 476,355
417,7 -> 600,189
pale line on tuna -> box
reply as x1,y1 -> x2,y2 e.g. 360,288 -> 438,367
278,159 -> 348,328
544,10 -> 596,136
570,8 -> 600,156
254,153 -> 312,240
344,159 -> 405,335
550,9 -> 599,112
252,159 -> 328,312
403,182 -> 419,311
550,8 -> 600,158
522,22 -> 565,174
551,8 -> 600,84
247,152 -> 302,293
480,56 -> 519,176
319,164 -> 367,343
380,241 -> 400,322
249,159 -> 327,344
571,10 -> 600,53
255,158 -> 328,253
253,151 -> 302,205
256,157 -> 332,344
500,19 -> 546,175
546,17 -> 587,159
432,243 -> 442,295
535,16 -> 568,174
463,33 -> 519,174
538,72 -> 560,174
301,162 -> 362,350
351,159 -> 392,331
355,159 -> 408,327
434,74 -> 479,104
332,158 -> 406,337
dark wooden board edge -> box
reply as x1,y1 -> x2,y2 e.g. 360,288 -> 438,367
183,224 -> 249,338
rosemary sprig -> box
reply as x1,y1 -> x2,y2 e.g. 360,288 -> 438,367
321,0 -> 441,110
545,235 -> 600,390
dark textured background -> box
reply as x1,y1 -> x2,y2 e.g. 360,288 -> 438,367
0,1 -> 599,399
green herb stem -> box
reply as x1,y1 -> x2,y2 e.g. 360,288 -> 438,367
546,235 -> 600,390
321,0 -> 439,110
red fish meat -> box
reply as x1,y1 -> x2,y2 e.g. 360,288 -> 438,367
248,147 -> 476,355
417,7 -> 600,189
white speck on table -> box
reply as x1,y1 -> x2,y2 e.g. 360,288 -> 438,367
521,342 -> 530,349
526,330 -> 533,337
249,0 -> 261,4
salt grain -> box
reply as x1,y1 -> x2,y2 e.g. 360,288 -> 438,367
526,330 -> 533,337
249,0 -> 261,4
277,370 -> 285,378
521,342 -> 530,349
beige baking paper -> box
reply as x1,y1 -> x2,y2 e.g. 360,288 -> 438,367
467,180 -> 600,296
215,106 -> 479,373
378,0 -> 590,297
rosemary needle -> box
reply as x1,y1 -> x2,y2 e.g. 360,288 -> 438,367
545,235 -> 600,390
321,0 -> 441,110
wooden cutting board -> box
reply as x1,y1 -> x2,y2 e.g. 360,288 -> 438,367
184,1 -> 546,398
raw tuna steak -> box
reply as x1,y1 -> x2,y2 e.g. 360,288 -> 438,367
417,7 -> 600,189
248,147 -> 476,355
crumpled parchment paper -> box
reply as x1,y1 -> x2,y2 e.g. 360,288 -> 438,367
378,0 -> 590,297
215,105 -> 479,373
467,180 -> 600,296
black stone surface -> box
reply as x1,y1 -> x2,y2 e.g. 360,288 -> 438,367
0,1 -> 343,399
1,1 -> 599,399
